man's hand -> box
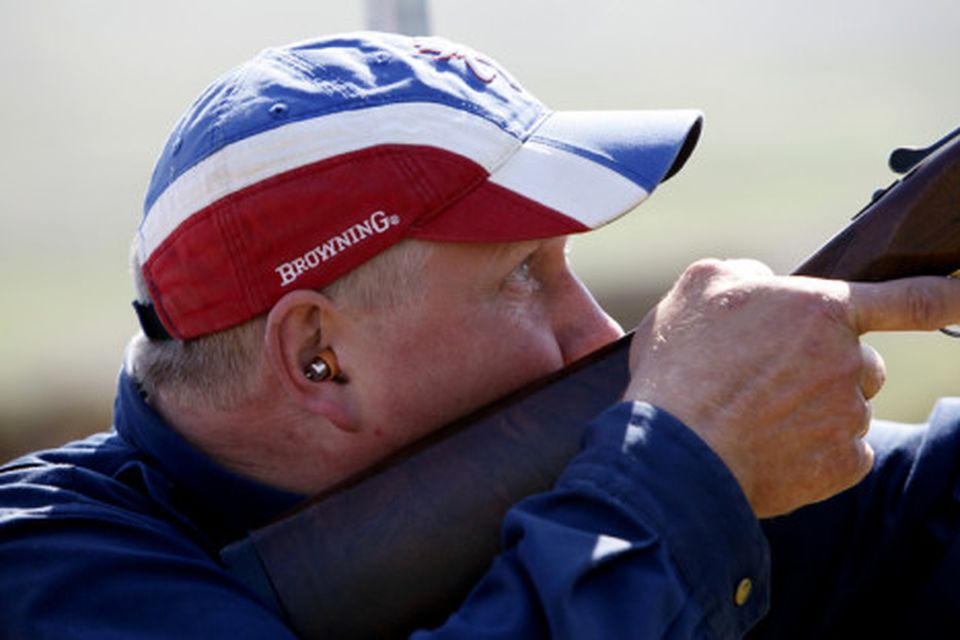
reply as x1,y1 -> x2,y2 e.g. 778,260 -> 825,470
625,258 -> 960,518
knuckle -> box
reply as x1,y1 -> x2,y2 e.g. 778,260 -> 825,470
873,363 -> 887,390
682,258 -> 725,282
851,396 -> 871,426
852,391 -> 870,418
903,281 -> 946,328
780,283 -> 848,332
819,392 -> 868,436
838,347 -> 864,380
797,321 -> 857,370
672,259 -> 728,300
809,291 -> 851,326
840,442 -> 875,489
678,259 -> 778,306
713,286 -> 753,312
833,397 -> 866,430
836,442 -> 871,488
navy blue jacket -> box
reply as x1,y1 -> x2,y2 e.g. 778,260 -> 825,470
2,370 -> 959,638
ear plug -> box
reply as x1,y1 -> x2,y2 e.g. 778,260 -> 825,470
304,348 -> 342,382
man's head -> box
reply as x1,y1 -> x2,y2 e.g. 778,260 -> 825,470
128,32 -> 702,491
133,31 -> 701,341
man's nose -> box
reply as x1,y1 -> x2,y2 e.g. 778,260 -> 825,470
554,275 -> 624,365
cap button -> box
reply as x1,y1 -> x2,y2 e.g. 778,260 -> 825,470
734,577 -> 753,606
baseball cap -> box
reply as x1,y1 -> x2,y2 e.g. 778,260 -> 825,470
134,31 -> 702,340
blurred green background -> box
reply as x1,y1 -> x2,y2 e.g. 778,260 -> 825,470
1,0 -> 958,461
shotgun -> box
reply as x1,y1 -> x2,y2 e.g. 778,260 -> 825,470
221,125 -> 960,639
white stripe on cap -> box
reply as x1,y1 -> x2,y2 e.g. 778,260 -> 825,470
138,102 -> 523,262
489,140 -> 650,228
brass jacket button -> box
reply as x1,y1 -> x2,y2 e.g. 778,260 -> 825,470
734,578 -> 753,606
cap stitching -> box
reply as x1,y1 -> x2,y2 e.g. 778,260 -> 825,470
267,47 -> 541,138
210,63 -> 253,160
143,268 -> 182,340
266,47 -> 318,80
211,62 -> 262,322
390,150 -> 438,221
404,155 -> 491,234
217,196 -> 260,325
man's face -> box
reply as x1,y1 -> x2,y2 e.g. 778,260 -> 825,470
342,237 -> 623,454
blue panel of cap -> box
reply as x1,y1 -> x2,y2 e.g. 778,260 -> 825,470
144,32 -> 546,216
529,110 -> 703,193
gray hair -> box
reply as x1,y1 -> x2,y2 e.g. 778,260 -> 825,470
128,239 -> 431,410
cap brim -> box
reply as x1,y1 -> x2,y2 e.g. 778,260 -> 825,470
410,109 -> 703,242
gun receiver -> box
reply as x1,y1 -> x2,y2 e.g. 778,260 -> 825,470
795,125 -> 960,281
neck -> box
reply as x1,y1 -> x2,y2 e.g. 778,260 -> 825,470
150,379 -> 397,495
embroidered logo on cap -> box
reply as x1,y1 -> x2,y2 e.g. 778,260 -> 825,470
275,210 -> 402,287
414,38 -> 521,90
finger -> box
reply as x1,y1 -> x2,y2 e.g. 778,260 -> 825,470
849,276 -> 960,334
673,258 -> 774,295
859,342 -> 886,400
856,398 -> 873,439
852,439 -> 875,483
830,435 -> 875,502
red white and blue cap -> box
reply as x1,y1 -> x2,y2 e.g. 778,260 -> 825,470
135,32 -> 702,340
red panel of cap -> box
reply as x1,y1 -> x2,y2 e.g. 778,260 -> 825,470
143,146 -> 484,338
410,179 -> 590,242
143,143 -> 590,339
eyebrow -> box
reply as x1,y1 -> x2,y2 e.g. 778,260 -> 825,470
473,237 -> 568,275
488,240 -> 540,263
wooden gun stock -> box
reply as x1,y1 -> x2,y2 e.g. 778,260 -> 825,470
221,128 -> 960,639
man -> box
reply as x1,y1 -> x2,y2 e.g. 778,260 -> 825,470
1,31 -> 959,639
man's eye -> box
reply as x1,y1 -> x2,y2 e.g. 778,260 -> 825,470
506,260 -> 532,284
502,258 -> 540,294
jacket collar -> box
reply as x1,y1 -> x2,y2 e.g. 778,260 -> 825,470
113,368 -> 305,541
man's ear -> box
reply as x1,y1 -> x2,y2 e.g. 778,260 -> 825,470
264,289 -> 359,432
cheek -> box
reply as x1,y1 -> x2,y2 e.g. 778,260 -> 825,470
373,302 -> 563,439
445,300 -> 562,380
